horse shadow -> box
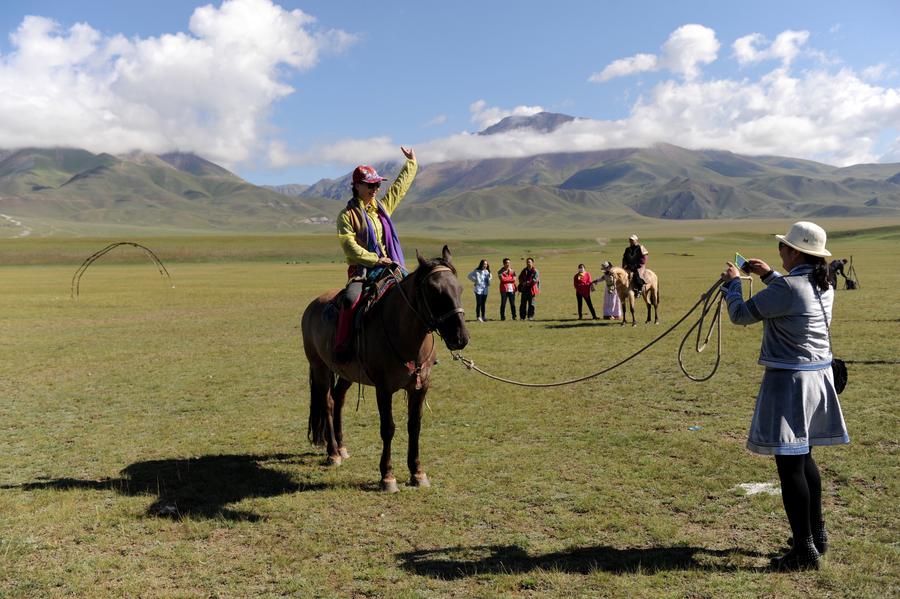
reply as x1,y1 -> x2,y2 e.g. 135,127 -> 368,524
2,453 -> 329,521
397,543 -> 769,578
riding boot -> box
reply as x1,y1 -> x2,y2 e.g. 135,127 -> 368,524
771,535 -> 820,571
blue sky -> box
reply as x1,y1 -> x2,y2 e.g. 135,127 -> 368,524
1,0 -> 898,185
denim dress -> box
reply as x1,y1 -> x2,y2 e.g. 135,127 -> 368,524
724,265 -> 850,455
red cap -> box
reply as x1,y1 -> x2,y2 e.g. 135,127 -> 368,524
352,165 -> 388,185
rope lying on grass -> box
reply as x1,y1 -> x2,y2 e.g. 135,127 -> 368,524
71,242 -> 173,299
450,277 -> 727,388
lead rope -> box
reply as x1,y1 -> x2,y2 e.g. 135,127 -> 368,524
450,277 -> 727,387
676,278 -> 724,382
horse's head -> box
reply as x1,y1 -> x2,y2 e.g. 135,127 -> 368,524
413,245 -> 469,350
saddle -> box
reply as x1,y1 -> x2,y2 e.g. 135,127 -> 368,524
328,267 -> 401,315
331,265 -> 405,361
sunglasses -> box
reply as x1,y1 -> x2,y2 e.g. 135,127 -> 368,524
363,182 -> 381,190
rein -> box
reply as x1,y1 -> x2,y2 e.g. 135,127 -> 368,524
450,277 -> 727,388
351,264 -> 457,410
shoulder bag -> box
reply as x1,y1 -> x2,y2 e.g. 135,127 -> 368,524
813,280 -> 847,394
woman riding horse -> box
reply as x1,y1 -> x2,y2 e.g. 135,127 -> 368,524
334,146 -> 417,361
302,247 -> 469,492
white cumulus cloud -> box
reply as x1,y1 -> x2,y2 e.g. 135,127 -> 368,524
589,53 -> 657,82
298,27 -> 900,170
469,100 -> 544,129
590,24 -> 718,82
861,63 -> 894,82
0,0 -> 354,164
733,30 -> 810,66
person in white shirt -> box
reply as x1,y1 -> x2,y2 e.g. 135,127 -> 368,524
467,259 -> 492,322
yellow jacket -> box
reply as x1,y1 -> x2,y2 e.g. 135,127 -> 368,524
337,159 -> 417,267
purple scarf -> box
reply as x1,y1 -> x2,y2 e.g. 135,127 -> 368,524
362,202 -> 405,268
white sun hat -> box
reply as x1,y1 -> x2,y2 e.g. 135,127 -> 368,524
775,221 -> 832,257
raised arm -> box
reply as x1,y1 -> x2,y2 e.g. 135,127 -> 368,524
380,147 -> 418,215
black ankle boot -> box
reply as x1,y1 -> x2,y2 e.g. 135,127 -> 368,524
771,535 -> 821,571
787,522 -> 828,555
813,523 -> 828,555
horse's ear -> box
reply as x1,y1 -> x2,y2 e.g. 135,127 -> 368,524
416,249 -> 427,267
442,245 -> 452,264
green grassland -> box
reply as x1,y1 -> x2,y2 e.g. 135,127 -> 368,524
1,222 -> 898,597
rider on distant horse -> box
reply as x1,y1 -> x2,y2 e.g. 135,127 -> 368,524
622,234 -> 649,295
334,147 -> 417,361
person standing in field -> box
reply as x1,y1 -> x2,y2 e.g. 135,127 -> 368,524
721,221 -> 849,571
828,258 -> 848,288
497,257 -> 518,320
518,257 -> 540,321
622,234 -> 649,296
467,259 -> 492,322
573,263 -> 597,319
334,147 -> 417,361
594,260 -> 622,320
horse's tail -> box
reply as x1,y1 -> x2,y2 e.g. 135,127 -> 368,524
302,298 -> 331,447
307,368 -> 329,446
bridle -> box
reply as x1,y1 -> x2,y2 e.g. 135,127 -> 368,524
389,264 -> 465,333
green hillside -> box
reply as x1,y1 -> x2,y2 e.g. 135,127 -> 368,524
301,143 -> 900,224
0,148 -> 331,235
2,143 -> 900,237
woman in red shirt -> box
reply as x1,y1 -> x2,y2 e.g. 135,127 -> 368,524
573,263 -> 598,319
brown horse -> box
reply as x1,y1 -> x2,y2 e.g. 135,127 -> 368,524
605,266 -> 660,326
301,246 -> 469,492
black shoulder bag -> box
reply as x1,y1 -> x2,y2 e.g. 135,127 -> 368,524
813,281 -> 847,394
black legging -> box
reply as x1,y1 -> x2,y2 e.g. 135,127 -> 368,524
576,294 -> 597,318
775,451 -> 823,541
474,293 -> 487,320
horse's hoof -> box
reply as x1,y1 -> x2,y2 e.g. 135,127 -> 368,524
631,322 -> 637,327
410,473 -> 431,488
380,478 -> 399,493
326,455 -> 342,467
338,446 -> 350,459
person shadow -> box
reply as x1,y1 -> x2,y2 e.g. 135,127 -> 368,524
545,319 -> 621,329
397,543 -> 770,577
2,453 -> 328,521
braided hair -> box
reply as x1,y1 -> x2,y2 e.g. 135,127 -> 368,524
802,253 -> 830,291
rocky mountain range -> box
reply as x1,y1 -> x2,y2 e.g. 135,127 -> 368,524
2,111 -> 899,234
296,113 -> 900,222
